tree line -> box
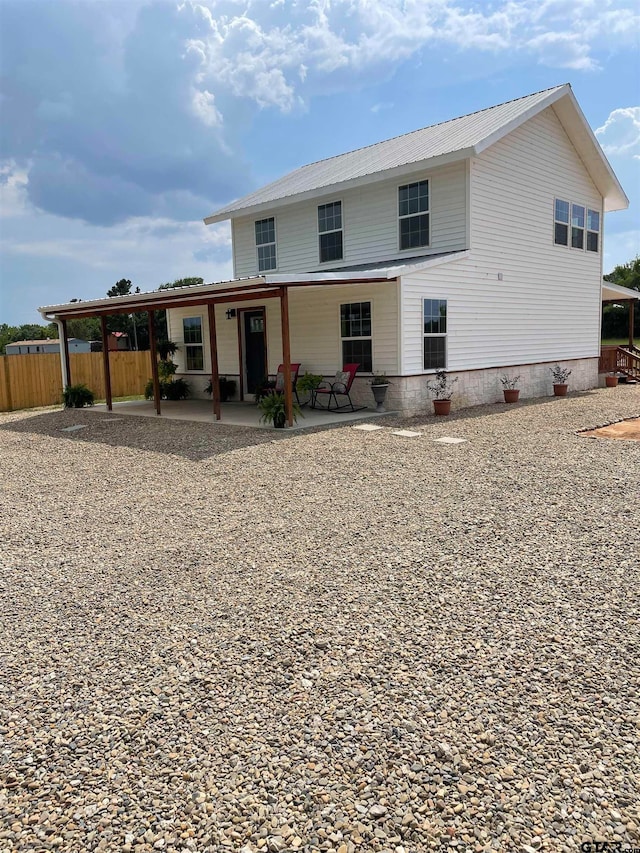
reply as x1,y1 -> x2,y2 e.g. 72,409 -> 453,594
0,277 -> 204,354
602,256 -> 640,340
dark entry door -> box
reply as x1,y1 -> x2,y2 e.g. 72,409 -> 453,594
242,309 -> 266,396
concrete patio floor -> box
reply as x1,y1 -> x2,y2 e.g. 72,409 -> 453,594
92,398 -> 394,429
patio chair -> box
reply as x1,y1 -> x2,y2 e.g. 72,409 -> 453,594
311,363 -> 365,412
263,363 -> 301,404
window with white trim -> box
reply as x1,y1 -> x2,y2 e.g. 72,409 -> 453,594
571,203 -> 585,249
586,208 -> 600,252
318,201 -> 343,263
183,316 -> 204,371
554,199 -> 600,252
255,217 -> 277,271
340,301 -> 372,372
423,299 -> 447,370
399,180 -> 429,250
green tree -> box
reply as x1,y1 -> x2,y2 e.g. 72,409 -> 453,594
602,256 -> 640,341
604,256 -> 640,291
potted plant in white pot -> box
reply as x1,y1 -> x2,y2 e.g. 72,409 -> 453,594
550,364 -> 571,396
370,373 -> 390,412
426,369 -> 458,415
500,374 -> 521,403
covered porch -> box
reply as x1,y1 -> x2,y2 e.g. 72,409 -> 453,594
39,269 -> 398,428
600,280 -> 639,381
90,398 -> 389,429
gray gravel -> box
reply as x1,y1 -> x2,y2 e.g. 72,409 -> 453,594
1,387 -> 639,853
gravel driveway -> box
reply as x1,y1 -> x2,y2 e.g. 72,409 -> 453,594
1,388 -> 639,853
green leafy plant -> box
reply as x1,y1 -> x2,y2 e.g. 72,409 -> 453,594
157,340 -> 178,361
204,376 -> 237,401
144,378 -> 190,400
500,374 -> 521,390
257,391 -> 302,427
371,373 -> 390,386
297,372 -> 323,393
550,364 -> 571,384
426,369 -> 458,400
62,383 -> 95,408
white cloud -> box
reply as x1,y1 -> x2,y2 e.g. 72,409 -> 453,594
0,161 -> 30,218
596,107 -> 640,160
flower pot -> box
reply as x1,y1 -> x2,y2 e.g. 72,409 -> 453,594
371,383 -> 389,412
433,399 -> 451,416
503,389 -> 520,403
273,412 -> 286,428
553,384 -> 568,397
605,375 -> 618,388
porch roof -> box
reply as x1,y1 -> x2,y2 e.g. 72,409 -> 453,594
37,253 -> 466,321
602,280 -> 640,302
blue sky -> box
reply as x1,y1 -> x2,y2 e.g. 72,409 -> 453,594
1,0 -> 639,325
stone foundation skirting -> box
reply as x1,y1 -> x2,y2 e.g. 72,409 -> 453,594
346,357 -> 599,415
177,358 -> 599,415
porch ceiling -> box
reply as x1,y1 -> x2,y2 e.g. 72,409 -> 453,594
602,281 -> 640,303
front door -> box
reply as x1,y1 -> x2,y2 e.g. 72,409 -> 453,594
241,308 -> 267,398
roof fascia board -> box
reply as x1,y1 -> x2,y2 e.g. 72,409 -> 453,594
39,277 -> 266,318
474,85 -> 628,212
601,281 -> 639,300
204,148 -> 475,224
473,85 -> 569,157
552,91 -> 629,212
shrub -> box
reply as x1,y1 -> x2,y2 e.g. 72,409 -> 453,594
500,374 -> 521,390
425,369 -> 458,400
144,379 -> 190,400
550,364 -> 571,384
204,376 -> 237,401
63,384 -> 95,408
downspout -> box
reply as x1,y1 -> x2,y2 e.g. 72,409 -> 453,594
41,312 -> 68,389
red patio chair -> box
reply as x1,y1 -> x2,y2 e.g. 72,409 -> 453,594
311,363 -> 364,412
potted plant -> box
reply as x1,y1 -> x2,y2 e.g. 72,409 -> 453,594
500,374 -> 521,403
605,372 -> 619,388
257,391 -> 302,428
297,372 -> 323,407
205,376 -> 237,401
62,383 -> 95,408
370,373 -> 391,412
426,369 -> 458,415
550,364 -> 571,396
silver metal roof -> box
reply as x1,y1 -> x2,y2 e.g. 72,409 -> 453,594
206,86 -> 570,222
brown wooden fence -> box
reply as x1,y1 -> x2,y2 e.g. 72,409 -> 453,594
0,351 -> 152,412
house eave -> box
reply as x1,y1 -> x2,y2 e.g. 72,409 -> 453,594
203,148 -> 475,225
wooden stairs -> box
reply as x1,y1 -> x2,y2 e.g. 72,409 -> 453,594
600,345 -> 640,384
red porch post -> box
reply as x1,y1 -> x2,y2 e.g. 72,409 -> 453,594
148,310 -> 161,416
207,303 -> 221,420
100,316 -> 113,412
279,286 -> 293,427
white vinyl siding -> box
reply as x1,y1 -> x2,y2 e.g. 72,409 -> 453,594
231,160 -> 467,277
166,281 -> 399,395
400,105 -> 603,374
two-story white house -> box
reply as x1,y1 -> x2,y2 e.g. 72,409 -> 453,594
40,84 -> 630,419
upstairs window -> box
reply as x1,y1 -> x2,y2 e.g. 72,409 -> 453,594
183,316 -> 204,371
554,198 -> 600,253
587,209 -> 600,252
399,180 -> 429,250
318,201 -> 343,263
255,217 -> 277,271
571,203 -> 585,249
554,199 -> 569,246
340,301 -> 372,372
423,299 -> 447,370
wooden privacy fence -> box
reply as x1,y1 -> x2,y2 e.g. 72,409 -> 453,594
0,351 -> 152,412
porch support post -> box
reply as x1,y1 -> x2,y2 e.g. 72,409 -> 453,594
148,310 -> 161,416
207,302 -> 221,421
629,299 -> 635,349
279,285 -> 293,427
100,316 -> 113,412
59,318 -> 72,388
